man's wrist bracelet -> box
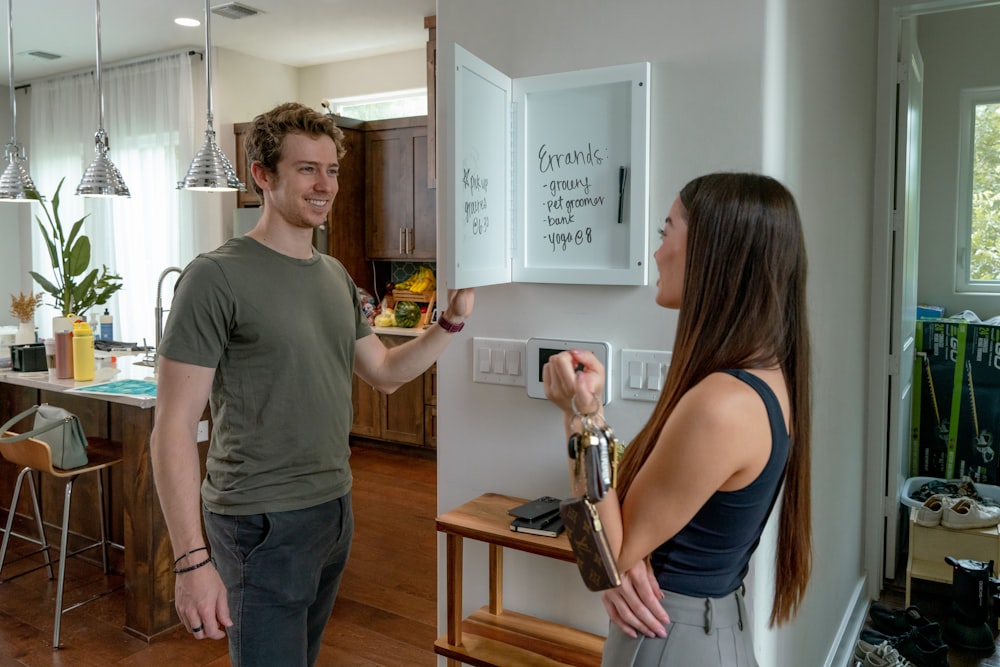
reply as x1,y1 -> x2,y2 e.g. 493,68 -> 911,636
173,546 -> 208,566
173,556 -> 215,574
438,313 -> 465,333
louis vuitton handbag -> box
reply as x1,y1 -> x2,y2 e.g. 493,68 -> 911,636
559,413 -> 626,591
0,404 -> 89,469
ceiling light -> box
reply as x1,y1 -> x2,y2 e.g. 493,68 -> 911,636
77,0 -> 129,197
174,17 -> 200,27
178,0 -> 245,192
0,0 -> 39,203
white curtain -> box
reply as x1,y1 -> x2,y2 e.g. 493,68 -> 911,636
28,52 -> 199,345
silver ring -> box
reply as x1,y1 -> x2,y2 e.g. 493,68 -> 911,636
191,624 -> 203,633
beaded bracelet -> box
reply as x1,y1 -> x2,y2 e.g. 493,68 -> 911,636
173,546 -> 208,566
174,556 -> 216,575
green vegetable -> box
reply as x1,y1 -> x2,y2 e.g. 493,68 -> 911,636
394,301 -> 421,328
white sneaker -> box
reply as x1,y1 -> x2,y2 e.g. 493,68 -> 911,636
942,497 -> 1000,529
914,494 -> 951,526
854,639 -> 913,667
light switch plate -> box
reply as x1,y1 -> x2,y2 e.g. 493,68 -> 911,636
472,337 -> 527,386
620,349 -> 671,401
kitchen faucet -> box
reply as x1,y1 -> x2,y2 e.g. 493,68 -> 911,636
153,266 -> 182,371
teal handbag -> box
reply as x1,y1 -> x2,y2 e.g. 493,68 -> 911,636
0,404 -> 90,469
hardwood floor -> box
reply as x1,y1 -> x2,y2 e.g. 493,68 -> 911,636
0,442 -> 438,666
857,577 -> 1000,667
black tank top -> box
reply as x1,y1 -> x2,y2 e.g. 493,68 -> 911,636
649,369 -> 790,597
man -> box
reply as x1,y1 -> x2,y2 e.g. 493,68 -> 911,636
149,102 -> 473,666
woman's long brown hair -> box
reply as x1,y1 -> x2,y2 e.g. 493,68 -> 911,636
616,173 -> 812,626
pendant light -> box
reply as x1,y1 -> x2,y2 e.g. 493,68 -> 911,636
177,0 -> 245,191
76,0 -> 130,198
0,0 -> 37,202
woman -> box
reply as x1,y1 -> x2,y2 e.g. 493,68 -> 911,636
543,172 -> 812,666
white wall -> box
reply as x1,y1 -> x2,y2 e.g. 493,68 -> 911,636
435,0 -> 875,665
299,48 -> 426,107
917,5 -> 1000,318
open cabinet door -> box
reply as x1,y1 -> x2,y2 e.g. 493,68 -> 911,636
442,44 -> 512,289
442,43 -> 650,291
883,18 -> 923,581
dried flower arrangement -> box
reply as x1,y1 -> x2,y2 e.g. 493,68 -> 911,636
9,291 -> 43,324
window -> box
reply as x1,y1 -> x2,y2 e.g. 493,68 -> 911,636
957,86 -> 1000,293
326,89 -> 427,121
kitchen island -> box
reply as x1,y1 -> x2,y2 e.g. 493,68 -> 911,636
0,355 -> 187,641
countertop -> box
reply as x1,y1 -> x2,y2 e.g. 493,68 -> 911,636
371,325 -> 428,337
2,328 -> 429,407
0,352 -> 158,409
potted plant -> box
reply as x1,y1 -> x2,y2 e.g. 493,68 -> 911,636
27,178 -> 123,318
9,291 -> 43,343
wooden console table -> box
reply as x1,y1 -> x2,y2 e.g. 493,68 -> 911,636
435,493 -> 604,667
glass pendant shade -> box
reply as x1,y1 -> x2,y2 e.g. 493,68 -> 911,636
0,0 -> 37,203
179,0 -> 244,192
77,128 -> 130,197
77,0 -> 129,198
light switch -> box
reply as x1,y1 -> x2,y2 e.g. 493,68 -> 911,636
492,349 -> 506,374
478,347 -> 492,373
628,361 -> 643,389
647,362 -> 664,391
507,349 -> 521,375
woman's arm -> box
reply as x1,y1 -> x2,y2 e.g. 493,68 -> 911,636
543,352 -> 774,634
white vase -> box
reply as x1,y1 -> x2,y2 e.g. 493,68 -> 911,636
14,321 -> 35,345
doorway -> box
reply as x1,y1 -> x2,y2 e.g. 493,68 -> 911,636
866,0 -> 1000,599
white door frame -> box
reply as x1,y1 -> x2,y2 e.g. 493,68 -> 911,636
865,0 -> 1000,599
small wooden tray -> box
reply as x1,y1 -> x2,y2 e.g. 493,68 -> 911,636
386,292 -> 436,328
391,289 -> 435,303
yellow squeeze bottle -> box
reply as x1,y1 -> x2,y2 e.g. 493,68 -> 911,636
72,319 -> 95,381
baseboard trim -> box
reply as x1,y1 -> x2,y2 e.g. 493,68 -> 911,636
824,574 -> 869,667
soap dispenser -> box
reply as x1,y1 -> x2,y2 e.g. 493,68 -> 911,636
100,308 -> 114,341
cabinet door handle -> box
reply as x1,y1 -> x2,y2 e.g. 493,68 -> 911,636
399,227 -> 405,255
406,227 -> 414,254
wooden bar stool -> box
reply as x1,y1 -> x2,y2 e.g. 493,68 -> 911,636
0,429 -> 123,648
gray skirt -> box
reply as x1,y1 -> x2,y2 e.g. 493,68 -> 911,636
601,588 -> 759,667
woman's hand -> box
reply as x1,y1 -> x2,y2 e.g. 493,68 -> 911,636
601,559 -> 670,639
542,349 -> 605,417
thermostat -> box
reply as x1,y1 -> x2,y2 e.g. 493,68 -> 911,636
525,337 -> 612,405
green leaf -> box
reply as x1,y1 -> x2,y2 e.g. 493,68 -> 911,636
35,220 -> 59,269
67,236 -> 91,278
29,271 -> 59,297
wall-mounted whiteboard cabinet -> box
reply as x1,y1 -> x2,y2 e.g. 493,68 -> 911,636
443,44 -> 650,289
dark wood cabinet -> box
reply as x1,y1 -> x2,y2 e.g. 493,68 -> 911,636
351,363 -> 436,449
364,117 -> 436,260
232,123 -> 261,208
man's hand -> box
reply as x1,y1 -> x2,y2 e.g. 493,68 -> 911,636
175,564 -> 233,640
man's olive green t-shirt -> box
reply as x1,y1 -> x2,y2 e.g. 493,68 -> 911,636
158,236 -> 372,515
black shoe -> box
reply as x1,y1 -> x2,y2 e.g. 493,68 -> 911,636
860,626 -> 949,667
869,603 -> 937,637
